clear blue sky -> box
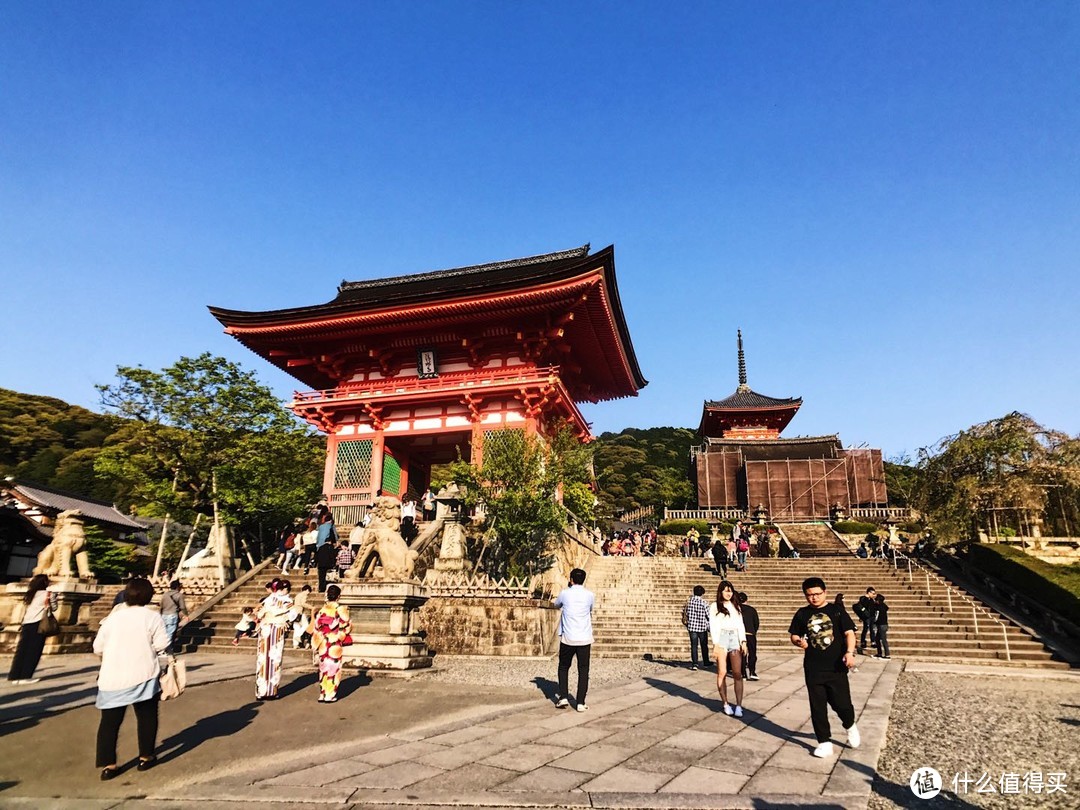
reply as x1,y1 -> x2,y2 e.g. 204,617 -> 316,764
2,2 -> 1078,458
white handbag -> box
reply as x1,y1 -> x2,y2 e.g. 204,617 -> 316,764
159,655 -> 187,700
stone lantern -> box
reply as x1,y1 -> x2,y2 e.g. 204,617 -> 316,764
753,503 -> 769,525
434,483 -> 470,573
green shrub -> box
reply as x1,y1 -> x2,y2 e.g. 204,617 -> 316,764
899,521 -> 925,533
966,543 -> 1080,620
659,519 -> 710,536
833,520 -> 878,535
996,527 -> 1017,537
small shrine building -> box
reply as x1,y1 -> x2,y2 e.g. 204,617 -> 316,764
694,332 -> 887,520
210,245 -> 646,525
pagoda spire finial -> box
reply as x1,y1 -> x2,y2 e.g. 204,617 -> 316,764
737,329 -> 748,389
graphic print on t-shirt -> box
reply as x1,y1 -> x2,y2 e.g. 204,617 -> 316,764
806,611 -> 834,651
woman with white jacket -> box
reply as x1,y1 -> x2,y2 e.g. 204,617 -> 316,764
709,580 -> 748,717
94,578 -> 170,780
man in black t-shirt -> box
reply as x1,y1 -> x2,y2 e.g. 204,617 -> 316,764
789,576 -> 861,758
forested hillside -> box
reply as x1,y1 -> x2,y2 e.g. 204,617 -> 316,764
593,426 -> 696,517
0,388 -> 125,502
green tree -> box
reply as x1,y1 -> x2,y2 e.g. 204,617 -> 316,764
83,524 -> 138,582
448,425 -> 593,578
95,354 -> 324,531
914,412 -> 1078,544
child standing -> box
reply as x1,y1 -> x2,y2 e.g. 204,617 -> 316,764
231,606 -> 257,646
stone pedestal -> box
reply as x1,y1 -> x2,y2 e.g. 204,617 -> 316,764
434,519 -> 470,573
0,578 -> 105,654
337,581 -> 432,670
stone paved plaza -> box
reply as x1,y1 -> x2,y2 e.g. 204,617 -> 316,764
3,652 -> 1078,809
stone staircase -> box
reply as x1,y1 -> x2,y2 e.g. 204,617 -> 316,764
586,556 -> 1067,666
776,522 -> 850,557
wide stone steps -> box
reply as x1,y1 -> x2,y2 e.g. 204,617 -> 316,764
585,556 -> 1064,666
775,522 -> 851,557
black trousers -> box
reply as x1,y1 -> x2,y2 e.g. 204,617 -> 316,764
688,630 -> 710,666
806,671 -> 856,743
557,643 -> 591,705
317,566 -> 333,592
743,634 -> 758,677
96,697 -> 159,766
7,623 -> 46,681
860,619 -> 877,649
876,624 -> 890,657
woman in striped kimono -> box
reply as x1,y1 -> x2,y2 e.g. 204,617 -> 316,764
311,584 -> 352,703
255,579 -> 296,700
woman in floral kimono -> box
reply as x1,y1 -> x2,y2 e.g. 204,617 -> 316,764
255,579 -> 296,700
311,584 -> 352,703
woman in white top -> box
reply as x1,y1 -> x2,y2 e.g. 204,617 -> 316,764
7,574 -> 55,684
709,580 -> 748,717
94,578 -> 171,779
255,578 -> 297,699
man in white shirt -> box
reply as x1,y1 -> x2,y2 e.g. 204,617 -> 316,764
553,568 -> 595,712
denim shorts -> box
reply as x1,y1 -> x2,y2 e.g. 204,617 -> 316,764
714,629 -> 741,653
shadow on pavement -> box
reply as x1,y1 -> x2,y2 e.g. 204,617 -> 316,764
643,675 -> 814,748
158,701 -> 261,764
531,676 -> 559,701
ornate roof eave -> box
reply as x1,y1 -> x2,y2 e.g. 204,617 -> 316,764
209,244 -> 647,397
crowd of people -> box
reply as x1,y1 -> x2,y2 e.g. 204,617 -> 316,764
602,528 -> 657,556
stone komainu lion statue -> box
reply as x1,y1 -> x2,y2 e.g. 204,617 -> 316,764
35,509 -> 94,579
345,495 -> 419,582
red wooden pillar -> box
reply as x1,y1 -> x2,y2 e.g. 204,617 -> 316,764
370,429 -> 385,495
470,421 -> 484,467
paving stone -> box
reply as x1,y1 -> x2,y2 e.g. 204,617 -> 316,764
663,728 -> 729,753
484,723 -> 554,747
764,742 -> 838,773
255,757 -> 378,786
539,723 -> 614,748
409,762 -> 518,792
741,766 -> 831,794
481,742 -> 575,772
593,726 -> 673,755
417,739 -> 508,769
697,742 -> 774,776
422,724 -> 498,746
357,739 -> 448,766
578,764 -> 673,793
339,761 -> 446,789
658,765 -> 751,794
496,764 -> 594,792
549,742 -> 631,774
624,744 -> 707,775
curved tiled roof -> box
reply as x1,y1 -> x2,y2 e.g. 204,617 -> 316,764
705,386 -> 802,410
9,481 -> 147,532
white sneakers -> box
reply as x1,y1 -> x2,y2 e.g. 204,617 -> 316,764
576,703 -> 588,712
723,703 -> 734,716
811,725 -> 859,758
847,723 -> 861,749
555,697 -> 569,709
734,705 -> 744,718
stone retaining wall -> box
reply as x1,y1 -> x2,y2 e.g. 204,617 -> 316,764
419,597 -> 560,657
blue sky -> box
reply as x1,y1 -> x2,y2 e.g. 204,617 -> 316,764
2,2 -> 1077,458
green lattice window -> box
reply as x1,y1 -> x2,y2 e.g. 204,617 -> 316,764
382,453 -> 401,495
334,439 -> 373,490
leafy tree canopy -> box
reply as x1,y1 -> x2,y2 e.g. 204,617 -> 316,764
94,354 -> 324,530
914,412 -> 1080,543
448,424 -> 592,579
